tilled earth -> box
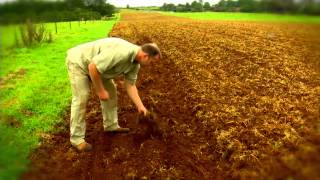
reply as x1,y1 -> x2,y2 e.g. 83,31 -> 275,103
24,12 -> 320,179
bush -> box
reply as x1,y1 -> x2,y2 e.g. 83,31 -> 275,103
19,19 -> 52,47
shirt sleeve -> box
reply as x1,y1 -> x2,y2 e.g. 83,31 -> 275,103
124,64 -> 140,85
92,52 -> 116,74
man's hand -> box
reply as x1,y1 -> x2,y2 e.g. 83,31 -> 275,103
98,90 -> 109,101
88,63 -> 109,101
125,80 -> 148,116
137,105 -> 148,116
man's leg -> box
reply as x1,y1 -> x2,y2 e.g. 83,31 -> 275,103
67,62 -> 90,146
100,79 -> 120,131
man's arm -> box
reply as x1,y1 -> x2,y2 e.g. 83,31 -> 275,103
88,63 -> 109,101
125,80 -> 147,115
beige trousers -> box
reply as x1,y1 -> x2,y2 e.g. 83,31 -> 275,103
66,61 -> 119,146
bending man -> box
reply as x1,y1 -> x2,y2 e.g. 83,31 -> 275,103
66,37 -> 161,152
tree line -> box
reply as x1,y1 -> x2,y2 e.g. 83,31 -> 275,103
0,0 -> 116,24
160,0 -> 320,15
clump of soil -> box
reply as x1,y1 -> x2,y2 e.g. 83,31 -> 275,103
134,110 -> 166,142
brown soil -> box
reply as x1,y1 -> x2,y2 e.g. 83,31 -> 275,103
0,68 -> 26,88
23,12 -> 320,179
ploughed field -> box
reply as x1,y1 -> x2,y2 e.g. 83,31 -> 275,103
24,12 -> 320,179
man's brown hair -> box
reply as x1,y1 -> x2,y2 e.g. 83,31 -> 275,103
141,43 -> 162,59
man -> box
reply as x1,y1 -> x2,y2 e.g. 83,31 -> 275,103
66,37 -> 161,152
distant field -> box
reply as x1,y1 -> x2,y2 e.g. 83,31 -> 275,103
163,12 -> 320,23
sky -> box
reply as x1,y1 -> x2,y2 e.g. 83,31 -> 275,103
0,0 -> 221,7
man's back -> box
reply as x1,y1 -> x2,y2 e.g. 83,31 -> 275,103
66,37 -> 139,73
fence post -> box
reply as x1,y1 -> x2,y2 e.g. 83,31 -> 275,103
55,21 -> 58,34
69,21 -> 71,30
14,28 -> 19,47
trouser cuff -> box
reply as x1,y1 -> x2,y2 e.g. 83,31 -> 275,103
104,123 -> 119,131
70,137 -> 85,146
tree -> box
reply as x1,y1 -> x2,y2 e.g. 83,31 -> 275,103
84,0 -> 106,6
65,0 -> 84,10
85,0 -> 115,16
161,3 -> 167,11
191,1 -> 203,12
203,2 -> 211,11
0,0 -> 115,24
186,2 -> 192,11
176,4 -> 187,12
161,3 -> 176,11
297,0 -> 320,14
238,0 -> 257,12
211,0 -> 320,14
214,0 -> 227,11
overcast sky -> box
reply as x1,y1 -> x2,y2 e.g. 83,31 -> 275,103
0,0 -> 221,7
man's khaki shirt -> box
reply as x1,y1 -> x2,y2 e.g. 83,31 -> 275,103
67,37 -> 140,85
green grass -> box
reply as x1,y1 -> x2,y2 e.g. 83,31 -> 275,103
163,12 -> 320,24
0,19 -> 117,180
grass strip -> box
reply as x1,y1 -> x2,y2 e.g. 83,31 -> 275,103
0,19 -> 117,180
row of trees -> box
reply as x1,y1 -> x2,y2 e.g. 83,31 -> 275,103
0,0 -> 116,24
215,0 -> 320,14
160,1 -> 211,12
160,0 -> 320,15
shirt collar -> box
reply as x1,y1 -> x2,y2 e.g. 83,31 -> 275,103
131,46 -> 140,63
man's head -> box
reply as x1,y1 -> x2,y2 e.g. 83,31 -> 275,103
136,43 -> 161,66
